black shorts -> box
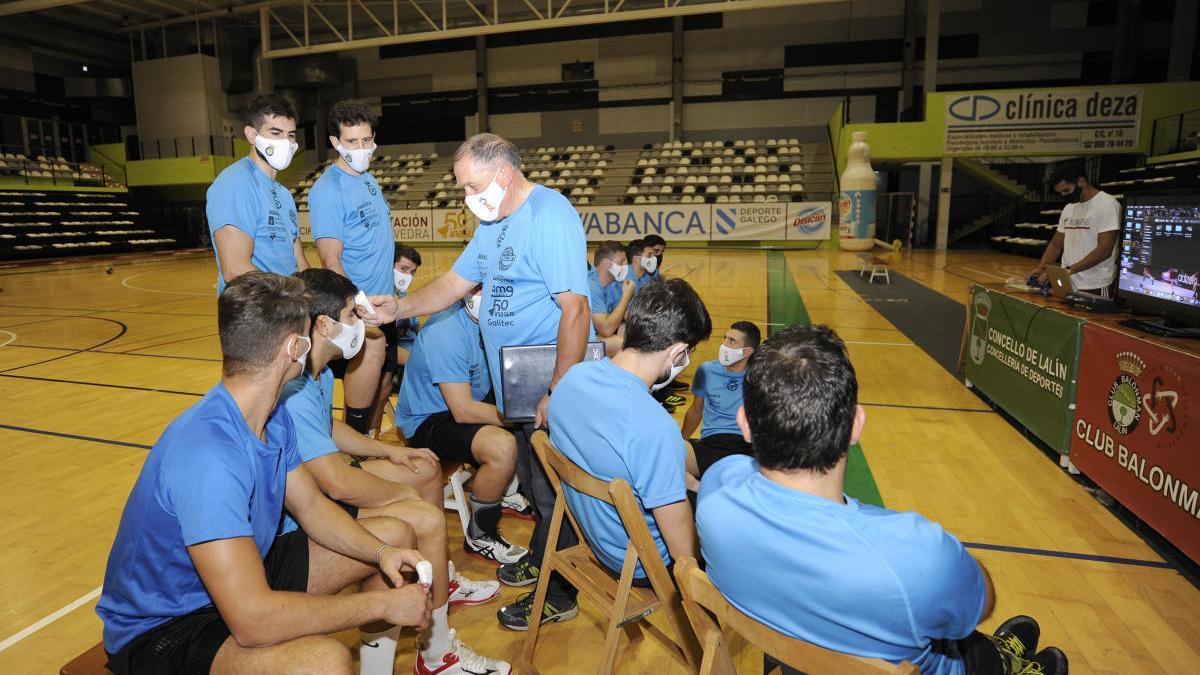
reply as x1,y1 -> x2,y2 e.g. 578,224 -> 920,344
327,322 -> 399,381
105,530 -> 311,675
409,410 -> 485,464
692,433 -> 753,476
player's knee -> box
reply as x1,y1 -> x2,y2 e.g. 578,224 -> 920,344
477,429 -> 517,466
399,500 -> 445,540
299,636 -> 352,675
371,516 -> 416,549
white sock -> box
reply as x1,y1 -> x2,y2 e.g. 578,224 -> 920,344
359,625 -> 402,675
419,603 -> 452,663
505,475 -> 521,497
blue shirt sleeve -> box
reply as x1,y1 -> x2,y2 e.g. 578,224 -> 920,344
629,415 -> 687,510
167,438 -> 255,546
896,520 -> 988,641
588,276 -> 608,313
426,323 -> 474,385
206,173 -> 261,239
452,230 -> 484,283
279,379 -> 338,463
691,362 -> 708,397
531,195 -> 590,298
309,176 -> 346,242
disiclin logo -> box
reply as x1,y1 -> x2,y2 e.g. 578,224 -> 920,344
1108,351 -> 1145,435
792,206 -> 827,235
948,95 -> 1001,122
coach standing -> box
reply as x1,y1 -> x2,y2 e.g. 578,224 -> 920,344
360,133 -> 591,630
207,93 -> 307,294
308,101 -> 395,434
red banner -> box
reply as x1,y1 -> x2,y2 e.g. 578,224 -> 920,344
1071,325 -> 1200,563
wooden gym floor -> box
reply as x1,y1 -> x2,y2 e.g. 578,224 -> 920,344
1,246 -> 1198,674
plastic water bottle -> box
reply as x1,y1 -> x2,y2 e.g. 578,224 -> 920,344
838,131 -> 876,251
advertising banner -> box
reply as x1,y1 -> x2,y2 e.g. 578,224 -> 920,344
578,204 -> 711,242
1071,325 -> 1199,563
786,202 -> 833,240
711,204 -> 789,240
944,87 -> 1142,155
430,208 -> 476,242
391,209 -> 434,242
963,286 -> 1083,454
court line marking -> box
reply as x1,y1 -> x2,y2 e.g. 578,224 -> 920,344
0,329 -> 15,348
121,271 -> 212,297
962,541 -> 1171,569
956,266 -> 1009,281
844,340 -> 915,347
0,586 -> 103,655
0,373 -> 205,397
6,343 -> 221,362
0,423 -> 154,449
860,401 -> 995,414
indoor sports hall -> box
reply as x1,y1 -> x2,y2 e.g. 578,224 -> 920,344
1,2 -> 1199,675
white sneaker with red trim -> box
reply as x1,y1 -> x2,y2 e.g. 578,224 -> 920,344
414,629 -> 511,675
447,561 -> 500,607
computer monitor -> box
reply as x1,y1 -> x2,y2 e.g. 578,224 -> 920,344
1117,194 -> 1200,332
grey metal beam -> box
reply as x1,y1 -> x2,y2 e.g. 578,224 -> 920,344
0,0 -> 92,18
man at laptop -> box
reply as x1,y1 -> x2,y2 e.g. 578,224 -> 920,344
1029,165 -> 1120,298
357,133 -> 593,630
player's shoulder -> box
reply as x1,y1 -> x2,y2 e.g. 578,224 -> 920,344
209,158 -> 257,194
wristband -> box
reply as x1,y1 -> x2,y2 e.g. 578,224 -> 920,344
375,543 -> 390,563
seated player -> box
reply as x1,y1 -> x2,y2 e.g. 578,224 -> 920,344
697,325 -> 1069,675
642,234 -> 666,285
393,244 -> 423,367
548,278 -> 712,590
682,321 -> 760,480
587,240 -> 635,355
395,287 -> 529,566
283,269 -> 509,675
627,238 -> 657,291
97,272 -> 431,675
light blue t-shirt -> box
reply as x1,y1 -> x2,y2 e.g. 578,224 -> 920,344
309,164 -> 394,296
278,366 -> 338,534
451,185 -> 592,411
691,360 -> 745,438
206,156 -> 300,294
395,288 -> 421,352
635,267 -> 660,291
549,358 -> 687,579
395,307 -> 491,439
587,267 -> 622,314
97,383 -> 301,653
696,455 -> 987,675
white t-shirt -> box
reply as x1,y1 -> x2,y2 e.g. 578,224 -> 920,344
1056,190 -> 1121,291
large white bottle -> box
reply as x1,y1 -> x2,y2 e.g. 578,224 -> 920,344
838,130 -> 876,251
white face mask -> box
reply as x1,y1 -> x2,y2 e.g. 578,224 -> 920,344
394,269 -> 413,293
718,344 -> 746,367
328,317 -> 365,360
640,255 -> 658,273
254,133 -> 298,171
333,139 -> 373,173
463,292 -> 483,323
464,171 -> 507,223
651,349 -> 690,392
609,261 -> 629,282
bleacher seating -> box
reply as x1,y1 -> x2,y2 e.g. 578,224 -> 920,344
290,138 -> 831,211
0,191 -> 179,261
0,153 -> 123,188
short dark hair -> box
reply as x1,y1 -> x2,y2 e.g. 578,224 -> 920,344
294,268 -> 357,325
623,277 -> 711,353
218,272 -> 310,376
1051,163 -> 1087,187
643,234 -> 666,248
594,240 -> 623,267
244,92 -> 296,129
395,244 -> 422,268
730,321 -> 762,349
744,325 -> 858,473
328,100 -> 378,137
625,238 -> 646,260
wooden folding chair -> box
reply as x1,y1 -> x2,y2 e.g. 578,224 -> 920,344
674,558 -> 919,675
521,431 -> 702,675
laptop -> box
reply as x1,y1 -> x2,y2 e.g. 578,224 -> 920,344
1045,264 -> 1075,299
500,342 -> 607,424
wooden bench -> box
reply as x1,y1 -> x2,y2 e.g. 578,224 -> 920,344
60,642 -> 113,675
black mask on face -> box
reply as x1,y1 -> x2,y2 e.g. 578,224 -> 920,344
1062,181 -> 1084,203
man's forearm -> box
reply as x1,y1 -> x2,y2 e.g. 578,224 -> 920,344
239,588 -> 390,647
333,418 -> 386,457
1068,242 -> 1115,275
1038,237 -> 1064,267
397,273 -> 470,319
450,400 -> 506,427
681,404 -> 702,439
552,301 -> 589,387
654,501 -> 698,563
295,491 -> 389,563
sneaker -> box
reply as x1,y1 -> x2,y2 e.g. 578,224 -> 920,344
464,530 -> 529,566
414,628 -> 512,675
497,591 -> 579,631
993,615 -> 1040,663
497,554 -> 540,587
1027,647 -> 1068,675
447,561 -> 500,607
663,394 -> 686,407
500,491 -> 534,520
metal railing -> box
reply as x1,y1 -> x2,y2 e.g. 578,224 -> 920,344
1150,109 -> 1200,157
136,135 -> 238,160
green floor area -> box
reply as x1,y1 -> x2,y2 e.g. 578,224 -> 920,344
765,251 -> 884,507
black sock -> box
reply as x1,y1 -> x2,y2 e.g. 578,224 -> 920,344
468,497 -> 502,539
344,406 -> 372,434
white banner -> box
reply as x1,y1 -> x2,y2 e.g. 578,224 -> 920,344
578,205 -> 711,241
944,87 -> 1142,155
785,202 -> 833,240
431,208 -> 477,242
711,204 -> 789,240
392,209 -> 434,242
